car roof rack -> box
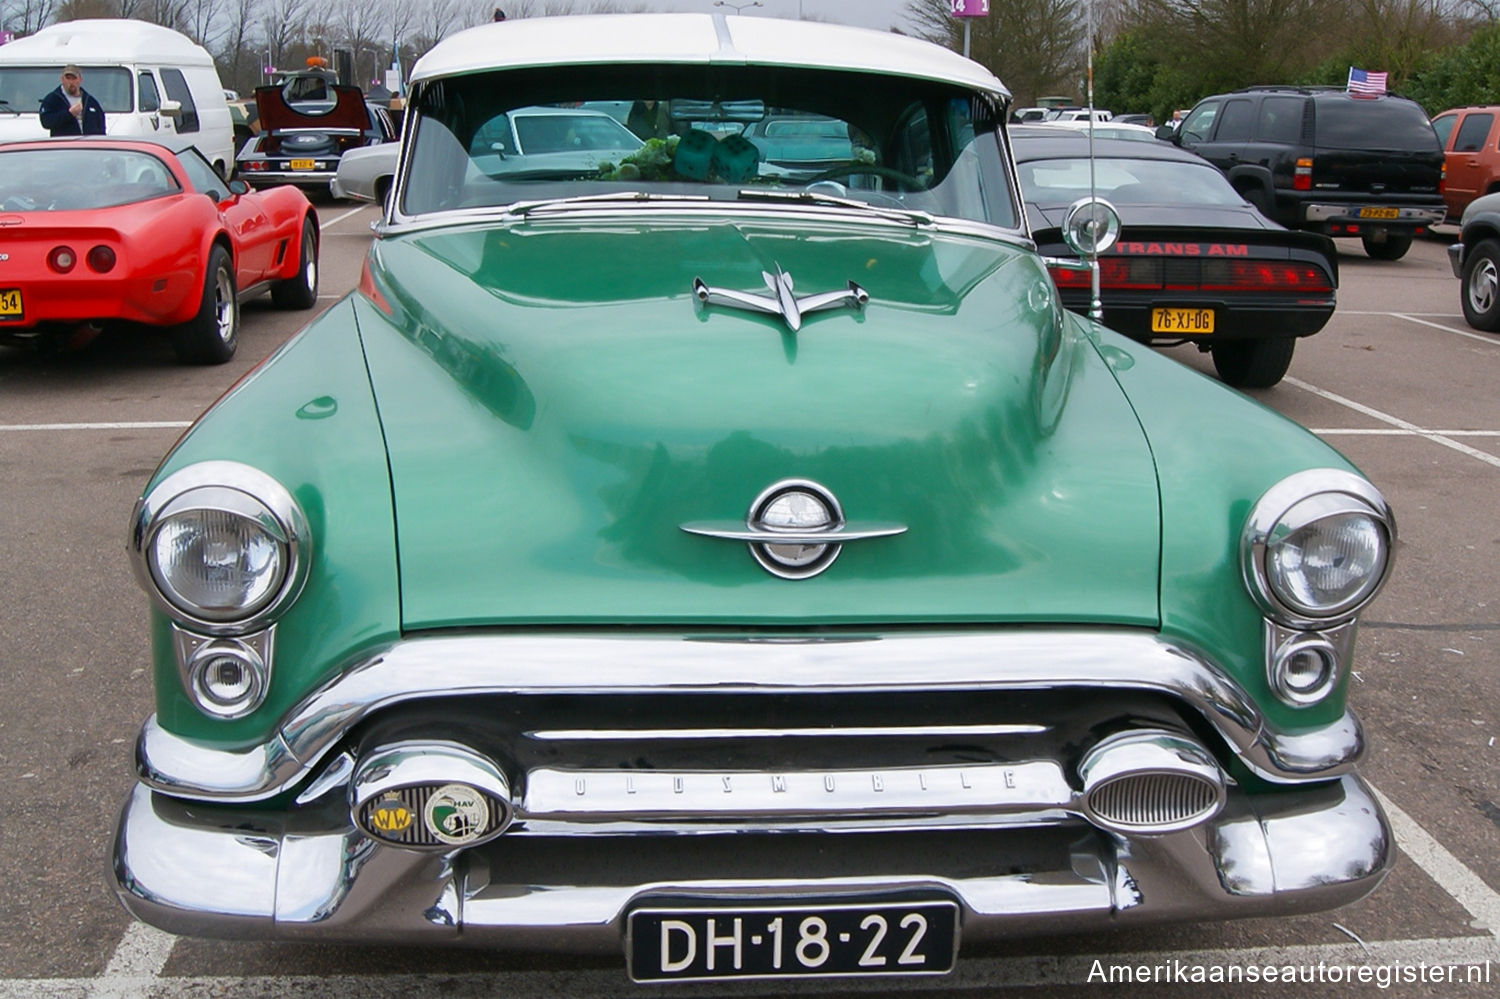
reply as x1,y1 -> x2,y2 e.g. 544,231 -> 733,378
1234,85 -> 1343,95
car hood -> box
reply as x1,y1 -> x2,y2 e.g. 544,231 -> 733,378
353,216 -> 1162,629
253,82 -> 369,132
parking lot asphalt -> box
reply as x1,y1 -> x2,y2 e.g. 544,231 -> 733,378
0,211 -> 1494,997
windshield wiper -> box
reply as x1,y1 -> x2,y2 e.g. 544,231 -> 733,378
736,188 -> 933,227
502,190 -> 710,219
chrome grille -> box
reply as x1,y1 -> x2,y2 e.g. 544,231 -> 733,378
1087,773 -> 1220,831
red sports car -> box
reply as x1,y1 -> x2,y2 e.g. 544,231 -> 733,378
0,138 -> 319,364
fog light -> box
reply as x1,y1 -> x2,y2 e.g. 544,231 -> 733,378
1078,730 -> 1226,835
1270,635 -> 1338,705
351,743 -> 513,850
187,639 -> 267,718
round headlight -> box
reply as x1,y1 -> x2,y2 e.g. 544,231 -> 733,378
149,501 -> 287,621
130,463 -> 310,634
1264,497 -> 1387,618
1243,470 -> 1395,627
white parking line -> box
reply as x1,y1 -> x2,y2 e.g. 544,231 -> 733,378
1286,376 -> 1500,470
0,421 -> 192,432
318,205 -> 370,231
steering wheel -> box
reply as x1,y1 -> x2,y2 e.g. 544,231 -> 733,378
806,163 -> 927,191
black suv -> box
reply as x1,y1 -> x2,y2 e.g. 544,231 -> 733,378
1162,86 -> 1445,260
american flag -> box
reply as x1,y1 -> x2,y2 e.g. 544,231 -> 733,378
1347,67 -> 1388,97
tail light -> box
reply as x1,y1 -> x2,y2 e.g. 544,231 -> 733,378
1050,258 -> 1330,294
1201,260 -> 1332,293
47,246 -> 77,273
87,245 -> 116,273
1293,157 -> 1313,192
1048,258 -> 1160,290
1439,162 -> 1446,196
241,161 -> 267,172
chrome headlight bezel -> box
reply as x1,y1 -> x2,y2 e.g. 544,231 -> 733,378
1241,469 -> 1395,630
129,462 -> 310,636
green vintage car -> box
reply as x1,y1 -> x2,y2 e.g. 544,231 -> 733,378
112,13 -> 1397,984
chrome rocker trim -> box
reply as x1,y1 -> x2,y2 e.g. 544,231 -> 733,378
136,630 -> 1364,802
112,773 -> 1393,947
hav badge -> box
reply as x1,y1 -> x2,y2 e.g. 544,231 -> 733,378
423,783 -> 490,845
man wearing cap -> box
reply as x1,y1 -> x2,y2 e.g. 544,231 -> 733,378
39,65 -> 106,136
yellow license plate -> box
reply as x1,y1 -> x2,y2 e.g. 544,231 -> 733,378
289,159 -> 317,171
0,288 -> 22,320
1357,206 -> 1399,219
1151,308 -> 1214,334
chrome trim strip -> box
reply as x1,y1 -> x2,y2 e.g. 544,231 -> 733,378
524,723 -> 1049,740
523,762 -> 1072,823
137,630 -> 1364,802
679,521 -> 907,544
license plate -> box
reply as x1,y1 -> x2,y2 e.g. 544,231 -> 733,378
289,159 -> 316,171
627,900 -> 959,982
0,288 -> 22,321
1357,206 -> 1400,219
1151,307 -> 1214,333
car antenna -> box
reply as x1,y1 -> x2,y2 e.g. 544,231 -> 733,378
1085,0 -> 1103,321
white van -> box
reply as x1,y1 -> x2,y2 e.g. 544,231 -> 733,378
0,19 -> 235,177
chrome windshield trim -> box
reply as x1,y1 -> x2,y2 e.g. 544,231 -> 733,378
376,201 -> 1030,243
136,630 -> 1363,802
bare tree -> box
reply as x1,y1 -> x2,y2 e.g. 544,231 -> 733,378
10,0 -> 67,32
260,0 -> 310,72
905,0 -> 1087,104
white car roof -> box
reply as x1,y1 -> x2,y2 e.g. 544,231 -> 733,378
410,14 -> 1008,99
0,18 -> 215,67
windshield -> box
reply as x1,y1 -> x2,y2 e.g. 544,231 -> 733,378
399,65 -> 1016,228
1015,156 -> 1243,208
0,148 -> 179,211
0,66 -> 134,113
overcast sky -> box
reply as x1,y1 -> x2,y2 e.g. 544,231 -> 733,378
626,1 -> 919,33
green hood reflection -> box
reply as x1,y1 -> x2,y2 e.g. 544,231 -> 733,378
354,216 -> 1161,628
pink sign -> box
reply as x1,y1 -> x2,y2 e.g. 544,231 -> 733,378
950,0 -> 990,14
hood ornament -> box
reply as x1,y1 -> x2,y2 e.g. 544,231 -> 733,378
681,479 -> 906,579
693,265 -> 868,332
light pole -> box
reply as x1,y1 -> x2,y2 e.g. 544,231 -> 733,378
713,1 -> 763,13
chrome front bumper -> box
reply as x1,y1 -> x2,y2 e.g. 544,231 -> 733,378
113,630 -> 1390,948
113,774 -> 1393,947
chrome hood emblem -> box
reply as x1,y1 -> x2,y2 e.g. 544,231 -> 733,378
680,479 -> 906,579
692,264 -> 868,332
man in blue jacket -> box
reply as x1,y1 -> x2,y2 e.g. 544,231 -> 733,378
39,65 -> 106,136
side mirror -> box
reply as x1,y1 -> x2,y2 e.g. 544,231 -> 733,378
160,99 -> 183,119
1155,124 -> 1176,141
228,179 -> 250,196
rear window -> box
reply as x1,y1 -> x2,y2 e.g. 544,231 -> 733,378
0,147 -> 179,210
1314,98 -> 1440,152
